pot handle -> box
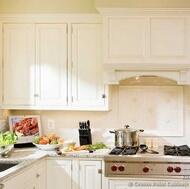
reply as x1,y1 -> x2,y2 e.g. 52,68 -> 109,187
109,131 -> 115,134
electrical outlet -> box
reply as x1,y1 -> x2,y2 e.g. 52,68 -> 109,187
47,119 -> 55,129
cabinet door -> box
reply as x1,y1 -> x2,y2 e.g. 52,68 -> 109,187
3,166 -> 35,189
47,159 -> 72,189
71,24 -> 105,109
105,18 -> 147,63
79,160 -> 102,189
3,24 -> 35,106
36,24 -> 68,106
35,160 -> 46,189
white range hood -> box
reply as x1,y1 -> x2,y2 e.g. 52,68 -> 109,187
103,69 -> 190,85
96,4 -> 190,85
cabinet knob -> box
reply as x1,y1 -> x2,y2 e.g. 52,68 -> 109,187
36,173 -> 40,178
98,169 -> 102,174
102,94 -> 106,98
0,184 -> 4,189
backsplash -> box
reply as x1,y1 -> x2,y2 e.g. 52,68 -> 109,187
2,85 -> 190,147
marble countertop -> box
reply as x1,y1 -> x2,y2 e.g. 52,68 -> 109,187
0,147 -> 110,182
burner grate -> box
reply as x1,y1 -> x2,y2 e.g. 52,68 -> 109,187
164,145 -> 190,156
109,146 -> 138,155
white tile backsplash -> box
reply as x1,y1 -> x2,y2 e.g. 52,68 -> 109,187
4,85 -> 190,147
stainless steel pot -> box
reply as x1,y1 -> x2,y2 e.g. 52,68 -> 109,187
110,125 -> 144,147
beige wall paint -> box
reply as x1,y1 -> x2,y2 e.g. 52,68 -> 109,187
95,0 -> 190,8
0,0 -> 98,14
1,0 -> 190,14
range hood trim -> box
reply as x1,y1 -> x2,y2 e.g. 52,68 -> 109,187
104,69 -> 190,85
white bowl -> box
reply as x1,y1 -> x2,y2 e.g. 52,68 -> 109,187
62,142 -> 76,148
0,144 -> 14,156
33,143 -> 63,151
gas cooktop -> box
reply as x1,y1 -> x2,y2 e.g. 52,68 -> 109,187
164,145 -> 190,156
109,146 -> 138,155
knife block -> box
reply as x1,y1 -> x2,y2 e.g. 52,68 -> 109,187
79,128 -> 92,146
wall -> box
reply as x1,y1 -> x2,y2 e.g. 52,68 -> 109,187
1,0 -> 190,14
95,0 -> 190,8
0,0 -> 98,14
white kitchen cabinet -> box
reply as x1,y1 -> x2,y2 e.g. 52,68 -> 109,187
3,23 -> 68,109
3,24 -> 35,106
101,9 -> 190,70
3,165 -> 36,189
78,160 -> 102,189
47,159 -> 102,189
46,159 -> 72,189
1,15 -> 110,110
2,160 -> 46,189
35,160 -> 46,189
71,24 -> 108,110
35,24 -> 68,107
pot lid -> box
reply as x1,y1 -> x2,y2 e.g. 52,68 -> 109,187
115,125 -> 136,132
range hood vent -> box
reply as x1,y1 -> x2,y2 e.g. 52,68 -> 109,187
104,70 -> 190,85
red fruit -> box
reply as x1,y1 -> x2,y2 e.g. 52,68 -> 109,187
39,139 -> 48,145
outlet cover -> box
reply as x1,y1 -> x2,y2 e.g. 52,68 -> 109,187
47,119 -> 55,129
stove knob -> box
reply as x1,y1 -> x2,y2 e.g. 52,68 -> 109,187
143,166 -> 149,173
111,165 -> 117,171
167,166 -> 174,173
118,165 -> 125,172
174,167 -> 181,173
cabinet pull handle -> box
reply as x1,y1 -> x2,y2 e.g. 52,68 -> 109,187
0,184 -> 4,189
102,94 -> 106,98
34,94 -> 39,97
98,169 -> 102,174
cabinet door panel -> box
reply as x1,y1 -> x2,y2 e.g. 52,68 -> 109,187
72,24 -> 105,107
105,18 -> 147,62
79,161 -> 102,189
47,160 -> 72,189
36,24 -> 68,106
36,160 -> 46,189
3,24 -> 35,105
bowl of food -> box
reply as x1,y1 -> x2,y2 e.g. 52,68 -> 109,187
0,131 -> 18,157
62,140 -> 76,148
0,144 -> 14,156
33,134 -> 64,151
33,143 -> 63,151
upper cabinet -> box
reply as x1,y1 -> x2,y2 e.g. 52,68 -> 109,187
104,16 -> 190,67
35,24 -> 68,107
71,24 -> 107,109
96,8 -> 190,84
3,24 -> 35,106
1,15 -> 110,110
3,23 -> 68,109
